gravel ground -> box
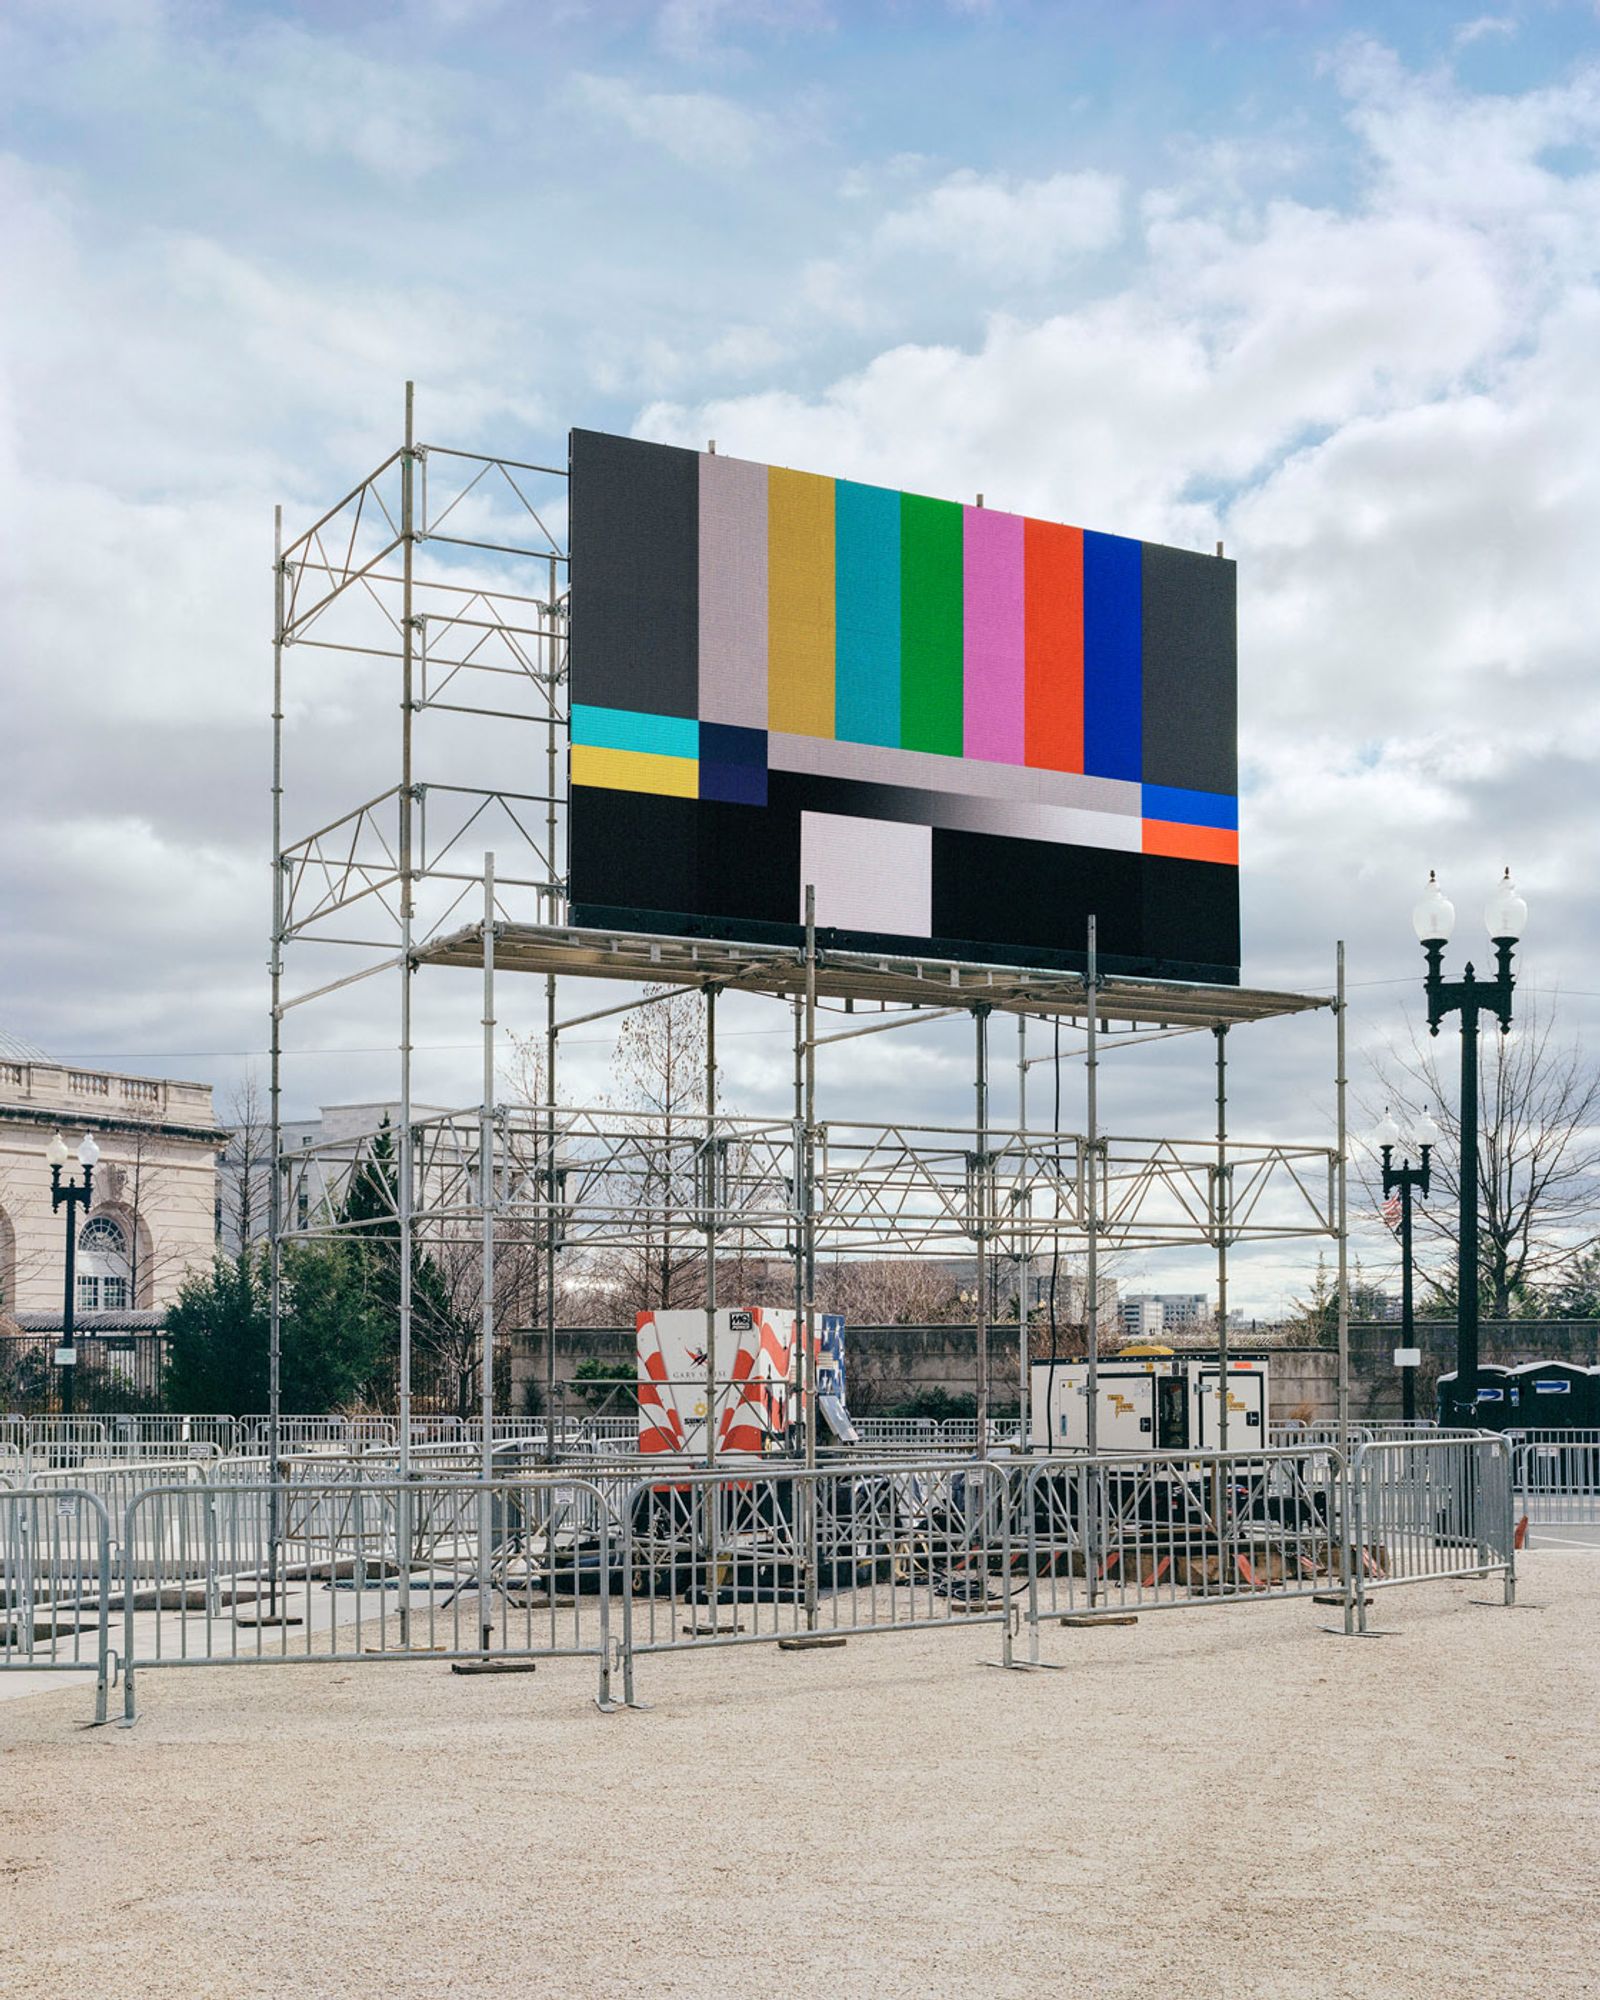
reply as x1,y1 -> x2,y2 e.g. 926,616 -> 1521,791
3,1551 -> 1596,2000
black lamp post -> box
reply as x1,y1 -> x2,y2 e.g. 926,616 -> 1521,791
46,1130 -> 100,1419
1374,1107 -> 1439,1423
1412,869 -> 1525,1427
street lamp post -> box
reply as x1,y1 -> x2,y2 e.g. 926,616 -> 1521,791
46,1132 -> 100,1419
1412,869 -> 1526,1427
1374,1108 -> 1439,1423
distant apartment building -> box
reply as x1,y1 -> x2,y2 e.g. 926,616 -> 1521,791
1119,1295 -> 1165,1342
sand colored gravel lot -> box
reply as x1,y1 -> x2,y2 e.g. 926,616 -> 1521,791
3,1550 -> 1597,2000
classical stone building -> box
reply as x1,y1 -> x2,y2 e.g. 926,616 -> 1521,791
0,1026 -> 226,1323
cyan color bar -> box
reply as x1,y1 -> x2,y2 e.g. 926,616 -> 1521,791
571,704 -> 699,759
1083,530 -> 1142,782
1142,782 -> 1238,830
834,479 -> 901,747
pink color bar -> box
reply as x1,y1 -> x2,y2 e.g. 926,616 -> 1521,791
963,507 -> 1026,763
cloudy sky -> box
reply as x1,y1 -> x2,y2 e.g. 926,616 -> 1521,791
4,0 -> 1599,1312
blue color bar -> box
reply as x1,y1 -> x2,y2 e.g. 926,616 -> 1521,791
1142,782 -> 1238,830
1083,531 -> 1142,782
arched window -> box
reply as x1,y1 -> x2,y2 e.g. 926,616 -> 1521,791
78,1214 -> 130,1313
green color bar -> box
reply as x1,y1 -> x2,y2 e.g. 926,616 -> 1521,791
900,492 -> 964,755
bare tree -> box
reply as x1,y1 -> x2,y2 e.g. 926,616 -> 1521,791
1367,997 -> 1600,1316
815,1258 -> 963,1326
219,1071 -> 272,1254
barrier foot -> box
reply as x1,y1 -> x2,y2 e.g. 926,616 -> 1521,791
1059,1613 -> 1137,1628
451,1659 -> 537,1676
778,1635 -> 845,1651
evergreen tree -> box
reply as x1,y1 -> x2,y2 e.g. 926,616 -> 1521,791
337,1113 -> 472,1403
164,1254 -> 269,1413
163,1243 -> 390,1414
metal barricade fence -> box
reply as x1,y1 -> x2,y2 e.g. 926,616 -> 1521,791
615,1458 -> 1013,1703
853,1417 -> 943,1447
30,1458 -> 212,1588
1346,1436 -> 1515,1631
0,1488 -> 111,1723
13,1418 -> 110,1467
1016,1445 -> 1346,1652
119,1473 -> 618,1720
101,1416 -> 240,1456
1511,1430 -> 1600,1530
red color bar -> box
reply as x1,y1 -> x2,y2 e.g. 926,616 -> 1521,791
1142,821 -> 1240,865
1024,518 -> 1083,771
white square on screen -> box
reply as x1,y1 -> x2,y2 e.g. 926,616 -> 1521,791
800,812 -> 932,937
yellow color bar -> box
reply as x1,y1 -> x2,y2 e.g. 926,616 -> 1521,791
768,465 -> 835,738
571,743 -> 699,799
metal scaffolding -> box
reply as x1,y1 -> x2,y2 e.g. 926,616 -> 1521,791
270,385 -> 1349,1478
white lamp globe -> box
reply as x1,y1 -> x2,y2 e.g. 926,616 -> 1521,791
77,1133 -> 101,1168
45,1132 -> 70,1169
1484,869 -> 1527,943
1412,1109 -> 1441,1151
1412,871 -> 1455,945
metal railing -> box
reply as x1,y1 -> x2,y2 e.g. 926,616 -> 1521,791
0,1488 -> 112,1723
119,1473 -> 618,1721
1512,1431 -> 1600,1530
1016,1445 -> 1346,1651
0,1435 -> 1533,1725
1346,1435 -> 1515,1631
616,1458 -> 1014,1702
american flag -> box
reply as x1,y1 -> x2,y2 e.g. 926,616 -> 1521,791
1382,1193 -> 1402,1230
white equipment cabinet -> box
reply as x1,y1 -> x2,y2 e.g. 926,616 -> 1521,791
1028,1351 -> 1269,1453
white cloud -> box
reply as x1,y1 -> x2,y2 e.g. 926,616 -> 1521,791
1454,14 -> 1516,46
639,41 -> 1600,1035
244,23 -> 460,180
873,168 -> 1124,279
654,0 -> 831,63
571,70 -> 765,169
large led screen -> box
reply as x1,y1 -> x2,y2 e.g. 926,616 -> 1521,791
567,429 -> 1240,982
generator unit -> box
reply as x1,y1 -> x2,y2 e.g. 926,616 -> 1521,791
1028,1349 -> 1269,1453
636,1308 -> 857,1458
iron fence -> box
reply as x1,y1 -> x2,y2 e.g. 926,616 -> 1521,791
119,1473 -> 617,1721
1346,1435 -> 1516,1631
1015,1445 -> 1346,1653
0,1488 -> 112,1723
1513,1431 -> 1600,1531
0,1434 -> 1538,1726
616,1458 -> 1014,1702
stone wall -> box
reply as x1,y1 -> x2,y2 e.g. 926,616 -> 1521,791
512,1318 -> 1600,1426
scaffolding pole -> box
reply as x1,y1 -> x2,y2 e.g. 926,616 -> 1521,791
1336,940 -> 1350,1447
478,854 -> 497,1651
1085,917 -> 1100,1457
544,971 -> 558,1461
974,1004 -> 991,1455
703,985 -> 718,1469
1016,1012 -> 1029,1452
397,381 -> 416,1642
1216,1024 -> 1230,1454
268,501 -> 285,1615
